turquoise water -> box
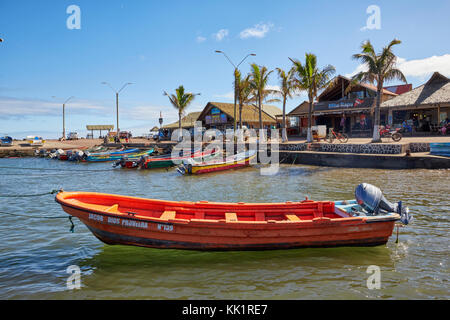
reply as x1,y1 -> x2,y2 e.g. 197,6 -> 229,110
0,158 -> 448,299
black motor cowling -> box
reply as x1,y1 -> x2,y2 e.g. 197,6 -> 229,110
355,183 -> 411,224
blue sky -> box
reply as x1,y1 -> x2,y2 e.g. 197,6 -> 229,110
1,0 -> 450,138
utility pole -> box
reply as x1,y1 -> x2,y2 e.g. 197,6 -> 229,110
102,82 -> 133,139
53,96 -> 74,140
215,51 -> 256,135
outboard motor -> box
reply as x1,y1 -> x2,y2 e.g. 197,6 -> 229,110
355,183 -> 411,225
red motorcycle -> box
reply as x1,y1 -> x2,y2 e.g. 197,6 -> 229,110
379,125 -> 402,142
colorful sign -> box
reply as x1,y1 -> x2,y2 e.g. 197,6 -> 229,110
211,107 -> 220,115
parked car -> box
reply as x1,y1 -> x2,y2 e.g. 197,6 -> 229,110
119,131 -> 132,139
67,132 -> 78,140
0,135 -> 13,146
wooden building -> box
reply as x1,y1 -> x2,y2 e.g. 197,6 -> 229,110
381,72 -> 450,133
285,75 -> 407,137
162,112 -> 202,134
196,102 -> 280,131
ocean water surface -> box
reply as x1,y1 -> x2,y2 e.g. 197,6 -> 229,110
0,158 -> 448,299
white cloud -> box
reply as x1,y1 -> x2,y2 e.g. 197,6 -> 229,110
346,54 -> 450,80
196,36 -> 206,43
213,92 -> 234,100
239,23 -> 274,39
0,96 -> 107,118
396,55 -> 450,78
213,29 -> 229,42
266,85 -> 280,92
126,105 -> 178,123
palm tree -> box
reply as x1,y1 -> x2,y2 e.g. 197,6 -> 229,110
351,39 -> 407,143
163,85 -> 199,140
249,64 -> 277,139
235,70 -> 252,129
275,67 -> 296,142
290,53 -> 336,143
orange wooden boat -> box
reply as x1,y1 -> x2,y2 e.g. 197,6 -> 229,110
55,184 -> 409,250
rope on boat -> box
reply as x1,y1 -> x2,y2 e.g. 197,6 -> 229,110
279,156 -> 288,164
0,210 -> 75,232
0,189 -> 62,198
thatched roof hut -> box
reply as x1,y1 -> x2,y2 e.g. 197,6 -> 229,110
381,72 -> 450,109
197,102 -> 279,125
162,112 -> 202,130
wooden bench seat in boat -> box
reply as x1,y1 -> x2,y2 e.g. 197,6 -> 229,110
160,211 -> 176,220
285,214 -> 301,221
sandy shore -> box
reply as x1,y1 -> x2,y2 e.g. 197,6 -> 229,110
1,136 -> 449,153
0,138 -> 154,151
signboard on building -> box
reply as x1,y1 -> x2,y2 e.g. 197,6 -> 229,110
315,97 -> 374,111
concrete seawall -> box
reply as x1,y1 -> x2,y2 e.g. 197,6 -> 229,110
277,151 -> 450,169
0,148 -> 36,158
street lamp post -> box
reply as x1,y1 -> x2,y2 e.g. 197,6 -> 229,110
215,51 -> 256,135
102,82 -> 133,138
53,96 -> 74,140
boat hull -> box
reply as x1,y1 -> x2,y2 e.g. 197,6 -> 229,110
190,154 -> 256,174
141,149 -> 219,169
56,192 -> 398,251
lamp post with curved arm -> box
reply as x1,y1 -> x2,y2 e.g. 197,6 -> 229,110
52,96 -> 74,140
215,51 -> 256,135
102,82 -> 133,138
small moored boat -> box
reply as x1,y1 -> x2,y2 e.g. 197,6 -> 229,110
84,148 -> 141,162
112,149 -> 155,168
178,150 -> 256,175
55,183 -> 411,251
140,148 -> 219,169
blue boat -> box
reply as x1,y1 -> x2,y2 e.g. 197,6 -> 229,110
430,143 -> 450,157
84,149 -> 153,162
85,148 -> 139,157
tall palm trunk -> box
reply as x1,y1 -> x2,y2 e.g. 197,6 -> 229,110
282,97 -> 287,142
307,96 -> 313,143
372,83 -> 382,142
258,93 -> 264,140
239,104 -> 243,129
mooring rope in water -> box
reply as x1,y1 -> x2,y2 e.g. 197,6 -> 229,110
0,210 -> 75,232
0,189 -> 62,198
291,154 -> 298,165
0,166 -> 113,172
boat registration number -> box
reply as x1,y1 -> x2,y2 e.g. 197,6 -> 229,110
157,224 -> 174,232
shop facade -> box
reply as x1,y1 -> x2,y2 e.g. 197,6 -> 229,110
286,75 -> 401,137
197,102 -> 280,132
381,72 -> 450,134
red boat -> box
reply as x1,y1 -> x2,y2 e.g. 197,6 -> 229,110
55,184 -> 410,250
58,154 -> 69,161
